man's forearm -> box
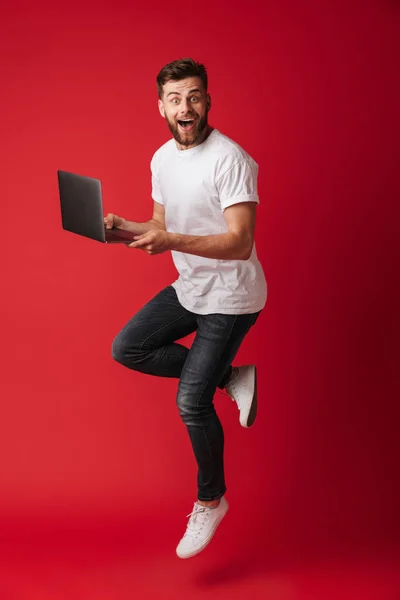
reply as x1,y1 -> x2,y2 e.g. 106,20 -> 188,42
123,218 -> 165,235
168,231 -> 252,261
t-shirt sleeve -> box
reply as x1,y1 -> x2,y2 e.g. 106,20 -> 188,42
150,156 -> 163,205
216,159 -> 259,211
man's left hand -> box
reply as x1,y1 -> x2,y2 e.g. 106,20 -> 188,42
128,230 -> 172,255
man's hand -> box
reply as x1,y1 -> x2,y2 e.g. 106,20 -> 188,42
128,230 -> 172,255
104,213 -> 126,230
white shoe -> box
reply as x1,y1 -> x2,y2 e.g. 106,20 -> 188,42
176,497 -> 229,559
225,365 -> 258,427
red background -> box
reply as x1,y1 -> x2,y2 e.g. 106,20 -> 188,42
1,0 -> 399,598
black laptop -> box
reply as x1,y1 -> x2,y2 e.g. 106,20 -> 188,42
57,170 -> 136,243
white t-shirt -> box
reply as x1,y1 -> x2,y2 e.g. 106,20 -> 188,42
150,128 -> 267,315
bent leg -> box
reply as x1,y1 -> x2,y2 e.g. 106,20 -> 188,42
112,286 -> 197,378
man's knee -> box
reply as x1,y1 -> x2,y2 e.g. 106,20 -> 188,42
176,391 -> 192,420
111,333 -> 128,365
111,329 -> 150,367
176,385 -> 214,423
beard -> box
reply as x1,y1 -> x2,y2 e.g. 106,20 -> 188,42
166,110 -> 209,148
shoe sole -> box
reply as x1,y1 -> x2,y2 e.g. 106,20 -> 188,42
176,503 -> 229,559
243,366 -> 258,428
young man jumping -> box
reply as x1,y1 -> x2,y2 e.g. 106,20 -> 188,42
106,58 -> 267,559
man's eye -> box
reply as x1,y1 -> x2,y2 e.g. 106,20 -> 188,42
190,96 -> 199,102
171,98 -> 179,104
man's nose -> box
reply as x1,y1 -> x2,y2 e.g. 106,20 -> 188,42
179,99 -> 192,114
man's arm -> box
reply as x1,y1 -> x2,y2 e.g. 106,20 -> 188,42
131,202 -> 257,260
105,201 -> 166,235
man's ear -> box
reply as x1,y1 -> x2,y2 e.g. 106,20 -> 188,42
158,99 -> 166,118
207,93 -> 211,111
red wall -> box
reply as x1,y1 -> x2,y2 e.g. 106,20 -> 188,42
1,0 -> 398,559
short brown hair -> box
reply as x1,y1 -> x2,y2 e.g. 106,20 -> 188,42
156,58 -> 208,99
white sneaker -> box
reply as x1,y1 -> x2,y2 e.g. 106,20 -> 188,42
176,497 -> 229,559
225,365 -> 258,427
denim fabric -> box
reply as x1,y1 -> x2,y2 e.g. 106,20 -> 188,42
112,285 -> 260,501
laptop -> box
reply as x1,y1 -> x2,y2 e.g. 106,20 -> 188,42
57,170 -> 136,243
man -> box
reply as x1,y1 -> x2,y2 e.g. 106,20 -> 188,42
106,58 -> 267,559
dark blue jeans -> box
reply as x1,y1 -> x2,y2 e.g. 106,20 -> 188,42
112,286 -> 260,501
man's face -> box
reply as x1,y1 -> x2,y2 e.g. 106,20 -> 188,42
158,77 -> 211,149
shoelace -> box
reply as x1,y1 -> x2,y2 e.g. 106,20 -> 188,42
227,384 -> 239,405
226,373 -> 241,407
185,505 -> 210,538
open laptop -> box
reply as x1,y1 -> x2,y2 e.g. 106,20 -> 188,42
57,170 -> 136,243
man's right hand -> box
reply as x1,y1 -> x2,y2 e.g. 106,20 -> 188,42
104,213 -> 126,230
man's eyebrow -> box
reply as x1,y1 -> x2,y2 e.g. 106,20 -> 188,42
167,88 -> 202,97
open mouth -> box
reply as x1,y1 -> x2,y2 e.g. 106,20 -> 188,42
177,119 -> 195,131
